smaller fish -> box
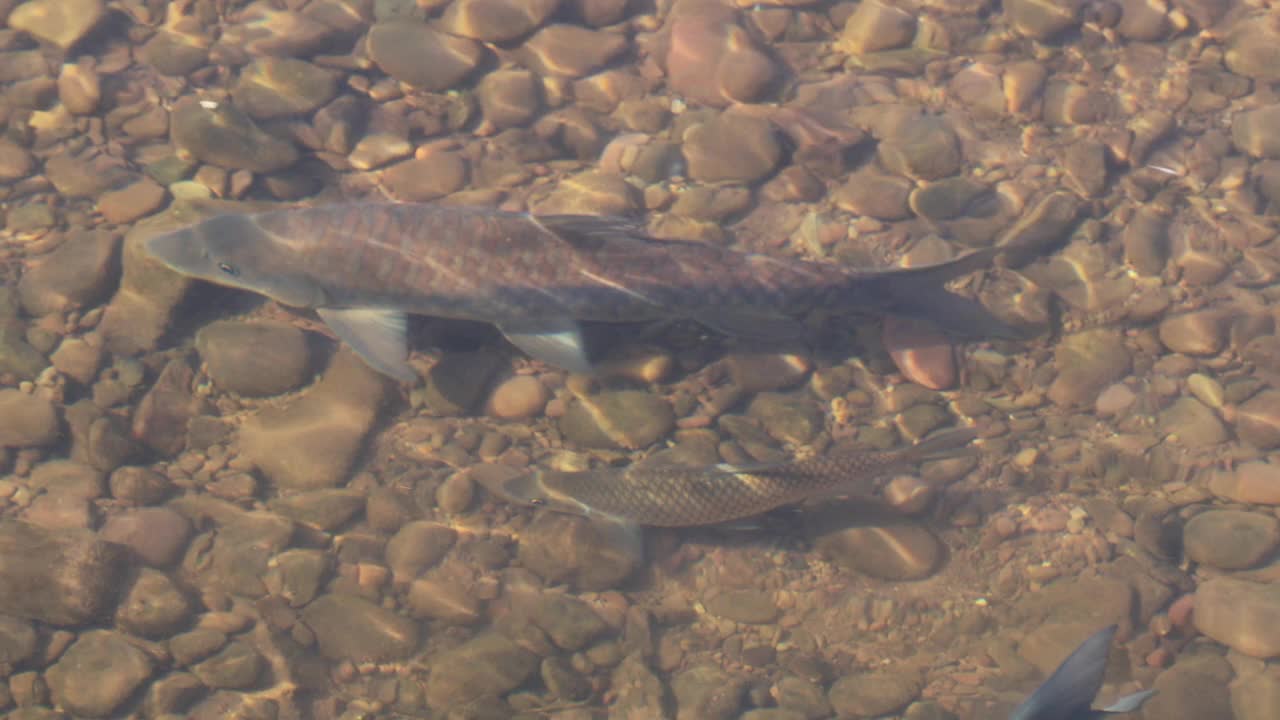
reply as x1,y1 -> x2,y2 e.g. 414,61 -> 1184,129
1009,625 -> 1156,720
478,427 -> 980,528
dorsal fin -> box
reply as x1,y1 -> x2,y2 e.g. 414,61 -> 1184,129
533,214 -> 650,251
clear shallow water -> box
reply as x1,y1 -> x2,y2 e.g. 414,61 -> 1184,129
0,0 -> 1277,718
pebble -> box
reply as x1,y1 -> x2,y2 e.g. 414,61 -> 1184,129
238,348 -> 389,489
1225,17 -> 1280,81
191,641 -> 264,690
58,62 -> 101,115
116,568 -> 192,637
8,0 -> 106,49
0,140 -> 34,182
610,653 -> 669,717
99,507 -> 193,567
385,521 -> 457,582
108,466 -> 172,506
425,632 -> 538,709
131,356 -> 196,457
681,112 -> 782,183
748,393 -> 823,445
882,317 -> 956,390
268,489 -> 365,530
407,577 -> 482,624
436,471 -> 474,514
726,353 -> 811,393
832,166 -> 913,220
704,589 -> 777,624
98,179 -> 167,224
1158,311 -> 1227,356
44,630 -> 154,717
1195,577 -> 1280,658
17,230 -> 120,316
171,96 -> 299,173
1183,510 -> 1280,570
302,594 -> 419,662
1207,460 -> 1280,505
485,375 -> 551,419
673,665 -> 748,720
366,21 -> 484,91
1232,672 -> 1280,720
231,57 -> 340,119
828,669 -> 922,718
1157,397 -> 1228,448
441,0 -> 560,42
1142,653 -> 1235,720
0,390 -> 59,448
1047,329 -> 1131,408
1095,383 -> 1137,417
530,593 -> 609,650
812,519 -> 943,580
1232,104 -> 1280,159
1122,205 -> 1170,276
1234,390 -> 1280,449
875,111 -> 962,180
837,0 -> 917,55
533,169 -> 639,215
517,511 -> 640,591
666,0 -> 777,107
381,152 -> 468,202
195,320 -> 312,397
478,69 -> 542,130
263,548 -> 329,607
560,389 -> 675,450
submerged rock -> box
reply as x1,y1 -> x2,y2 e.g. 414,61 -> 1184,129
1194,577 -> 1280,658
196,320 -> 312,397
0,522 -> 129,626
517,512 -> 641,591
425,632 -> 538,709
301,594 -> 419,662
45,630 -> 154,717
238,348 -> 389,489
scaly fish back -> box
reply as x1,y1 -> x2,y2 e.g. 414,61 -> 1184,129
539,427 -> 980,527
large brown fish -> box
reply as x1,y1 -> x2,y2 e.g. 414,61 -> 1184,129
144,202 -> 1018,383
477,428 -> 979,527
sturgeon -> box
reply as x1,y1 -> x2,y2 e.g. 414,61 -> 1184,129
1009,625 -> 1155,720
144,202 -> 1019,382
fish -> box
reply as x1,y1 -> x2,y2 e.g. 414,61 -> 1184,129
143,202 -> 1021,383
476,427 -> 980,528
1008,625 -> 1156,720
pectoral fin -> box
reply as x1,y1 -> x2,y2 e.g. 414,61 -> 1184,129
317,307 -> 417,384
497,318 -> 593,374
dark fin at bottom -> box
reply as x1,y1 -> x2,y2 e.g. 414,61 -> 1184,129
1008,625 -> 1121,720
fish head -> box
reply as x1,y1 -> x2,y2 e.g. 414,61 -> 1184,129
144,213 -> 326,308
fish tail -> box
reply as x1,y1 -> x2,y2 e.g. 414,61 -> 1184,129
897,427 -> 980,464
846,247 -> 1030,340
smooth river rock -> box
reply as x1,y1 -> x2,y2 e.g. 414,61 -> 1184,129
1195,577 -> 1280,659
0,522 -> 129,626
238,347 -> 389,489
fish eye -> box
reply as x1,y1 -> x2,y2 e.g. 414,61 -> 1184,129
218,262 -> 239,277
